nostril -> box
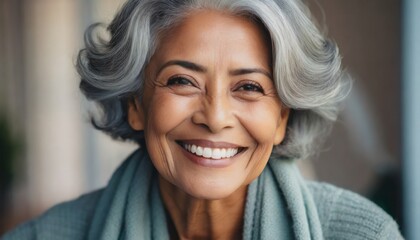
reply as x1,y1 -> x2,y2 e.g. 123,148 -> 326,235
191,110 -> 206,125
190,99 -> 235,133
197,123 -> 211,131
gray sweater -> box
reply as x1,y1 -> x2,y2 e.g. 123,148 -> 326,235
2,182 -> 403,239
2,150 -> 403,240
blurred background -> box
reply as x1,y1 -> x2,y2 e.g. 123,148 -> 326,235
0,0 -> 418,238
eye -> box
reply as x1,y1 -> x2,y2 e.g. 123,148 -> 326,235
235,81 -> 265,94
167,76 -> 195,86
163,75 -> 200,96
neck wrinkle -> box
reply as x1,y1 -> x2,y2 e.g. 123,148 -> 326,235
158,176 -> 247,240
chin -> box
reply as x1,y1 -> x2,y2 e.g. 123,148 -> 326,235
188,189 -> 237,200
181,180 -> 245,200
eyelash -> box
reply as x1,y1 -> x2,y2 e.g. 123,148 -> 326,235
166,76 -> 195,86
165,76 -> 264,94
236,81 -> 265,94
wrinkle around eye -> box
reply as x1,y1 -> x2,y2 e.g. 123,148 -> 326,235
232,80 -> 265,98
236,83 -> 264,93
160,75 -> 202,96
166,76 -> 196,87
232,86 -> 280,102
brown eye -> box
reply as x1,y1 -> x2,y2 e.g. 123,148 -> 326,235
167,76 -> 194,86
236,81 -> 264,94
164,75 -> 200,96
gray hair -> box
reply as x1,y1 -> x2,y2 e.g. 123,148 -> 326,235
77,0 -> 351,160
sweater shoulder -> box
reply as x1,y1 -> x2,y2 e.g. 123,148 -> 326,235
307,181 -> 403,240
2,189 -> 103,240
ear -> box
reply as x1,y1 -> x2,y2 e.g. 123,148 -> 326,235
273,107 -> 290,145
127,98 -> 145,131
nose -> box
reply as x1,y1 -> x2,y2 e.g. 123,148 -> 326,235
191,91 -> 235,133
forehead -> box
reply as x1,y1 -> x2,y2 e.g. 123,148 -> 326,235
149,10 -> 272,69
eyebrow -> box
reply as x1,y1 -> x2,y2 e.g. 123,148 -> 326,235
157,60 -> 207,76
229,68 -> 272,80
157,59 -> 272,79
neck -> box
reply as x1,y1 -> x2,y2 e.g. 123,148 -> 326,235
159,176 -> 247,240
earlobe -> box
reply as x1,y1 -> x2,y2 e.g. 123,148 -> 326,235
274,107 -> 290,145
127,98 -> 145,131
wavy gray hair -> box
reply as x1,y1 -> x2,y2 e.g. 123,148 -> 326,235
77,0 -> 351,159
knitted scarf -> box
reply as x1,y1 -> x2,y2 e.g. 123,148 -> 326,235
87,149 -> 323,239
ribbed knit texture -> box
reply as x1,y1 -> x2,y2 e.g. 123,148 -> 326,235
308,182 -> 403,240
243,158 -> 323,239
2,149 -> 403,239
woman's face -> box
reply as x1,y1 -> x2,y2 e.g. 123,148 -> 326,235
129,10 -> 289,199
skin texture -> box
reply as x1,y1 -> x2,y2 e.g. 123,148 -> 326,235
128,10 -> 289,239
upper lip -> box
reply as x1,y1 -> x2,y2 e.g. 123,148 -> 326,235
176,139 -> 243,149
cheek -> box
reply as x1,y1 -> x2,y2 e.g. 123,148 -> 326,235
143,92 -> 200,172
237,101 -> 282,144
143,92 -> 194,180
236,102 -> 282,181
145,92 -> 192,133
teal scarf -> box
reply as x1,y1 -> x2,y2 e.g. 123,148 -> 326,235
87,149 -> 323,239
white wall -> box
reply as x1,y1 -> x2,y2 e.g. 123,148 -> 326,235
7,0 -> 135,217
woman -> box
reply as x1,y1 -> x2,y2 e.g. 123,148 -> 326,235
4,0 -> 402,239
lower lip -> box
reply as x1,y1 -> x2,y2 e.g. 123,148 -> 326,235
179,146 -> 237,168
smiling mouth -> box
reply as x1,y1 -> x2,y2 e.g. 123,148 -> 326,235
178,142 -> 243,159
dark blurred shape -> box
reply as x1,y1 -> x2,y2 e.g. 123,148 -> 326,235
368,169 -> 404,233
0,113 -> 22,235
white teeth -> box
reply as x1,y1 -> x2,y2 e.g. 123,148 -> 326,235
203,148 -> 212,158
182,143 -> 240,159
220,149 -> 226,158
212,149 -> 221,159
196,146 -> 203,156
191,145 -> 197,154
